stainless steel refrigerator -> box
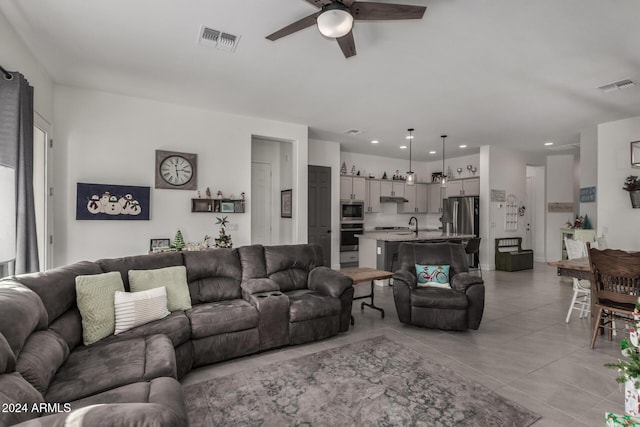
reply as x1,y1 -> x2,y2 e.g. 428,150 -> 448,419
449,196 -> 480,265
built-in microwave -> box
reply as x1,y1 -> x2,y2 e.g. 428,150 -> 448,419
340,201 -> 364,222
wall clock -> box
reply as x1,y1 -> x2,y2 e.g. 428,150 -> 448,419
155,150 -> 197,190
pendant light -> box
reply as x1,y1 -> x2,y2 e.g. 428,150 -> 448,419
440,135 -> 447,188
406,128 -> 415,186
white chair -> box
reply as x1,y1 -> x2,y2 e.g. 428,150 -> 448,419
564,237 -> 591,323
596,235 -> 608,250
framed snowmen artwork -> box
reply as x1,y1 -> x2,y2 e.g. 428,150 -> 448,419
76,183 -> 150,220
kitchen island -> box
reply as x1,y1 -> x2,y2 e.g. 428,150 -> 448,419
357,231 -> 476,271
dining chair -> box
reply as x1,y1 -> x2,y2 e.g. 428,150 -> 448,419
564,237 -> 590,323
588,244 -> 640,349
464,237 -> 482,277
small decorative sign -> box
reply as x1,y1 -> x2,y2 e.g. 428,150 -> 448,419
580,186 -> 596,203
547,202 -> 574,213
490,190 -> 506,202
281,189 -> 292,218
76,183 -> 150,220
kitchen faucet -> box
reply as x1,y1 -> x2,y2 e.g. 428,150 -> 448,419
409,216 -> 418,236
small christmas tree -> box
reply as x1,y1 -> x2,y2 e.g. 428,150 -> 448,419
173,230 -> 185,251
214,216 -> 233,248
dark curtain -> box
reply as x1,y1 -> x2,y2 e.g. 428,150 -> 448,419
0,72 -> 39,274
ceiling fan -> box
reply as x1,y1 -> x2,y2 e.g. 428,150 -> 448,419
266,0 -> 426,58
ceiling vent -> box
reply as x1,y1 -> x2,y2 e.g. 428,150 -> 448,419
344,129 -> 362,135
597,79 -> 636,93
545,143 -> 580,151
198,25 -> 240,52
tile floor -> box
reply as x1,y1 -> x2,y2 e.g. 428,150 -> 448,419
181,262 -> 625,426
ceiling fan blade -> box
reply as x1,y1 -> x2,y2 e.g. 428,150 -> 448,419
266,12 -> 320,41
337,31 -> 357,58
303,0 -> 333,8
340,0 -> 356,6
351,2 -> 426,20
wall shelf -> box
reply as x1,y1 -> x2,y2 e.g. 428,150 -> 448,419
191,199 -> 245,213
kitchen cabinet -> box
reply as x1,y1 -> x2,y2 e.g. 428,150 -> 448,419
427,184 -> 443,214
446,178 -> 479,197
380,180 -> 405,198
340,176 -> 366,201
365,179 -> 381,213
399,183 -> 428,213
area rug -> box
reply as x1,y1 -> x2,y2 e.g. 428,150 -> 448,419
183,336 -> 541,426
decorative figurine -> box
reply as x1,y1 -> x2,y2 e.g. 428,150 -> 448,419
241,192 -> 246,200
173,230 -> 185,251
205,187 -> 212,199
197,190 -> 201,199
214,216 -> 233,248
217,190 -> 223,199
382,171 -> 388,179
351,165 -> 356,175
340,162 -> 347,175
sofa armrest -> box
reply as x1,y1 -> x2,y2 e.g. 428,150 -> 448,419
13,403 -> 188,427
308,267 -> 353,298
451,272 -> 484,293
241,278 -> 280,301
392,270 -> 416,324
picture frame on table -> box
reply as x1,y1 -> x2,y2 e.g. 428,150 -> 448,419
150,238 -> 171,252
221,202 -> 235,213
281,189 -> 292,218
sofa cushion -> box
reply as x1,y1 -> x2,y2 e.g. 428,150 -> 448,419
286,289 -> 342,322
187,300 -> 259,339
0,281 -> 47,356
410,287 -> 468,310
48,308 -> 83,351
0,372 -> 45,426
45,334 -> 176,403
265,244 -> 323,292
99,311 -> 191,348
11,261 -> 103,324
237,244 -> 267,280
129,266 -> 192,311
114,287 -> 170,334
75,271 -> 125,345
184,249 -> 243,303
97,252 -> 184,291
16,330 -> 69,395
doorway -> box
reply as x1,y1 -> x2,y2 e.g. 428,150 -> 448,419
33,116 -> 52,270
251,162 -> 272,245
308,165 -> 331,267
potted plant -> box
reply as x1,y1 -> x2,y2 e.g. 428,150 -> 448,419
623,176 -> 640,208
606,301 -> 640,417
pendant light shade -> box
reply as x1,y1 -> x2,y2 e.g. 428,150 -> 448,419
317,4 -> 354,38
406,128 -> 415,186
440,135 -> 447,188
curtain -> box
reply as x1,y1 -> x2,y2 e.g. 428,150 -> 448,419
0,71 -> 39,274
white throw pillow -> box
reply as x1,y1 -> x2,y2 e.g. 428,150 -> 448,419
114,287 -> 170,334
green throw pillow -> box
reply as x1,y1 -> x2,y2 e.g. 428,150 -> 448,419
128,265 -> 192,311
75,271 -> 125,345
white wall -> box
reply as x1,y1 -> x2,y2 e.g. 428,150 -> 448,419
545,154 -> 575,261
0,11 -> 54,123
53,86 -> 308,266
308,139 -> 341,269
579,126 -> 598,228
597,116 -> 640,250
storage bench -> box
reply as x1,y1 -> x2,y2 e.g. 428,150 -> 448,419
495,237 -> 533,271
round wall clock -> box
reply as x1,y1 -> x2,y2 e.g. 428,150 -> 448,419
155,150 -> 197,190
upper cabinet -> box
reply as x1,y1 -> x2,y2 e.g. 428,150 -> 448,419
399,183 -> 428,213
380,180 -> 405,198
340,176 -> 366,201
446,178 -> 479,197
365,179 -> 381,213
427,184 -> 443,214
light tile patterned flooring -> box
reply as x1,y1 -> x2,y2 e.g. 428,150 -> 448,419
182,262 -> 624,426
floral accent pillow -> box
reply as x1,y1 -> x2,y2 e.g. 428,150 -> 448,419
415,264 -> 451,288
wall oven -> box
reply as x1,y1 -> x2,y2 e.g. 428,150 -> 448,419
340,202 -> 364,222
340,222 -> 363,252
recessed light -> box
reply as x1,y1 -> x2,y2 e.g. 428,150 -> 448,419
371,140 -> 379,144
459,145 -> 467,148
544,141 -> 554,146
400,145 -> 407,149
429,151 -> 436,154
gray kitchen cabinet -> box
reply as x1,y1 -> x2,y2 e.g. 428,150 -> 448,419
340,176 -> 366,201
427,183 -> 444,214
380,180 -> 405,198
399,183 -> 427,213
445,178 -> 479,197
365,179 -> 381,213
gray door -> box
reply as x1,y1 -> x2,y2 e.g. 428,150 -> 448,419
308,165 -> 331,267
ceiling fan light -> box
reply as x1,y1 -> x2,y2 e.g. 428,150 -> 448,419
317,9 -> 353,38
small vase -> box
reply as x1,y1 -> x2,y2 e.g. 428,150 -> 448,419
630,191 -> 640,208
625,380 -> 640,416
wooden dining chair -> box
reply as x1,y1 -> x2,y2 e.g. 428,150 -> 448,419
587,243 -> 640,349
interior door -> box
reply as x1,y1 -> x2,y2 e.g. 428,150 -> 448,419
251,162 -> 272,245
308,165 -> 331,267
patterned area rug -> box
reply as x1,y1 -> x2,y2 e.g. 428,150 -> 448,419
183,336 -> 541,426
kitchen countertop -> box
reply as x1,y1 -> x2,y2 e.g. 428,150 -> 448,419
356,232 -> 476,242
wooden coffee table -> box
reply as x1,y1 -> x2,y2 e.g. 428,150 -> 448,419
340,267 -> 393,319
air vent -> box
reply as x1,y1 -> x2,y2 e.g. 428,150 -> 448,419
198,25 -> 240,52
344,129 -> 362,135
597,79 -> 636,93
545,143 -> 580,151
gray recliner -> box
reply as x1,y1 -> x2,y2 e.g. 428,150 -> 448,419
393,242 -> 485,331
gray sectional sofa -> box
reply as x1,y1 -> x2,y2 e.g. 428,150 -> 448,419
0,244 -> 354,426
